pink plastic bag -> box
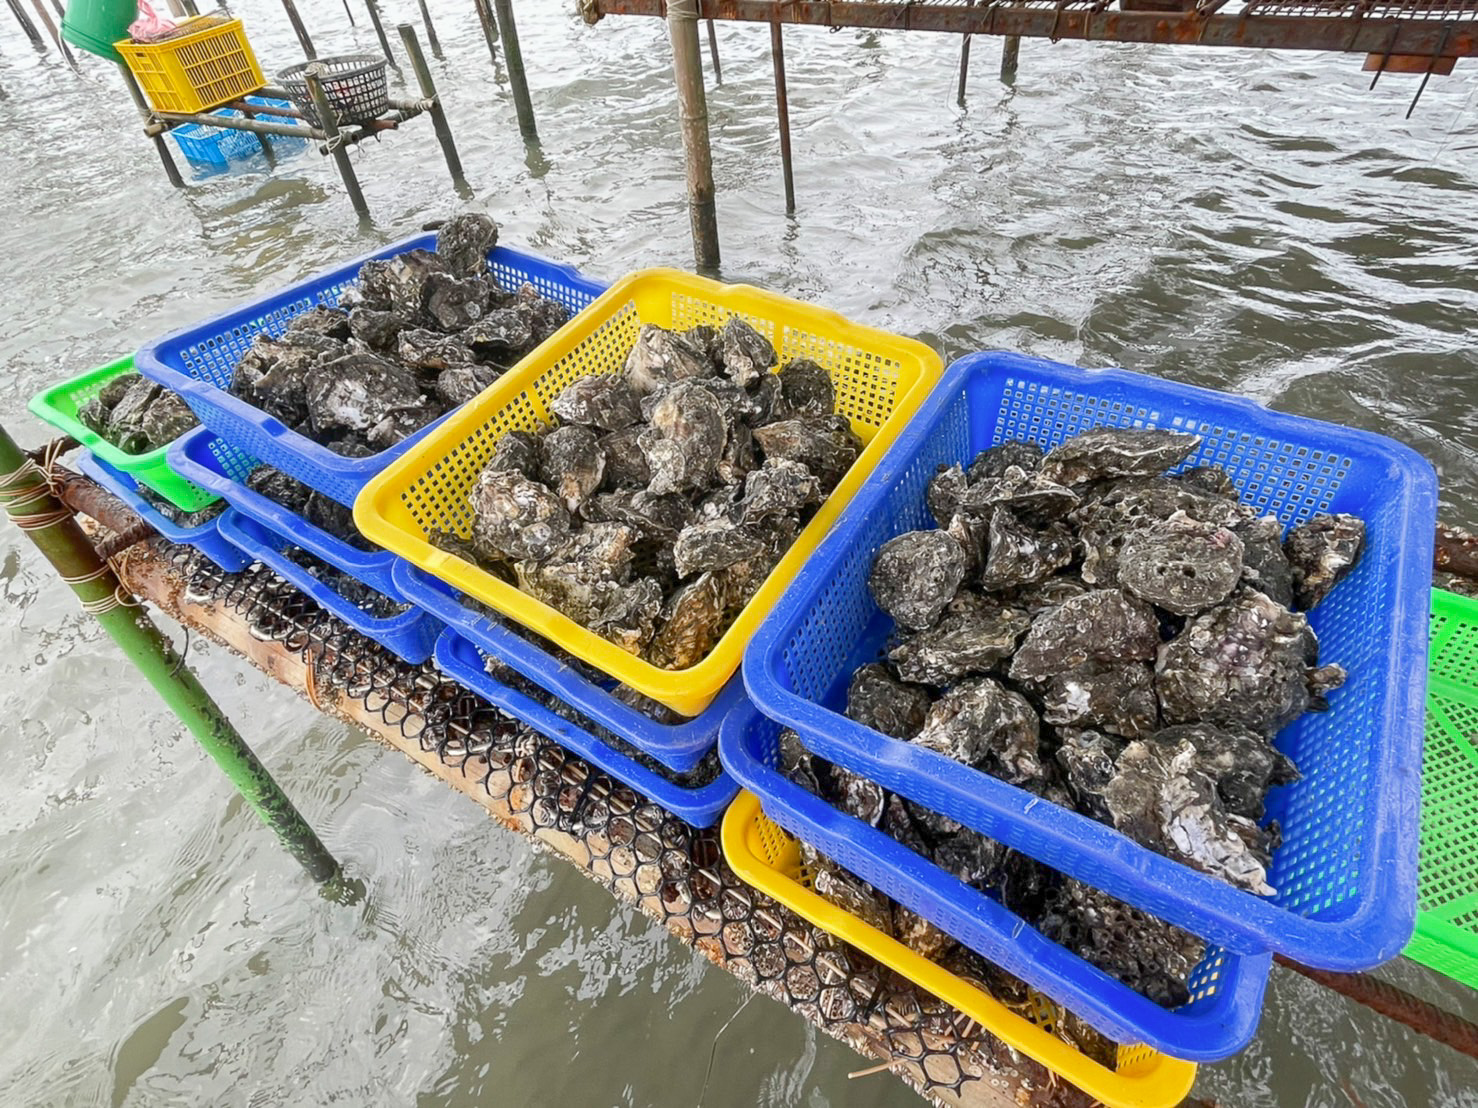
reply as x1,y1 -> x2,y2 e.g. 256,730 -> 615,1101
128,1 -> 177,43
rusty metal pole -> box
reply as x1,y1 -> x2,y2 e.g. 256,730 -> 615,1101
492,0 -> 537,140
706,18 -> 722,83
280,0 -> 317,60
770,21 -> 795,214
306,66 -> 370,221
399,22 -> 467,192
668,0 -> 720,269
416,0 -> 443,60
1000,34 -> 1020,82
118,62 -> 186,190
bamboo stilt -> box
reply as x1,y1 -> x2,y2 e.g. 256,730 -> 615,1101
363,0 -> 401,75
238,104 -> 279,168
1000,34 -> 1020,82
341,0 -> 356,26
957,0 -> 975,104
706,18 -> 722,83
399,22 -> 467,192
668,0 -> 720,268
770,21 -> 795,214
0,428 -> 341,885
416,0 -> 443,60
280,0 -> 317,60
118,63 -> 185,189
306,67 -> 370,220
29,0 -> 77,70
492,0 -> 537,140
472,0 -> 500,65
7,0 -> 46,51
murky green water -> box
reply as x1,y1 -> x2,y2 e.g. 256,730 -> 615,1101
2,3 -> 1477,1105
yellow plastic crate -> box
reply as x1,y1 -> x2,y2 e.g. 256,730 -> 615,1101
116,17 -> 265,114
720,792 -> 1198,1108
356,268 -> 944,716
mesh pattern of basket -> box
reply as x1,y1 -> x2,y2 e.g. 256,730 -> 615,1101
277,55 -> 388,127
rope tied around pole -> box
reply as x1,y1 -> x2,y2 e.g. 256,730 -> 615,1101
0,457 -> 73,531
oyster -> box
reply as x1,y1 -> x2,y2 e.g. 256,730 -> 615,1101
913,678 -> 1045,786
588,575 -> 664,655
549,375 -> 641,432
739,458 -> 821,523
868,530 -> 968,631
422,271 -> 492,331
435,211 -> 499,276
460,307 -> 534,361
514,522 -> 637,626
1151,722 -> 1299,821
751,416 -> 862,492
468,469 -> 572,562
642,381 -> 727,494
845,662 -> 933,740
888,605 -> 1031,686
305,354 -> 428,435
1234,515 -> 1295,609
348,306 -> 409,351
356,248 -> 443,313
599,425 -> 652,489
485,428 -> 541,478
962,466 -> 1079,528
1009,589 -> 1161,680
434,363 -> 500,407
1036,661 -> 1159,739
1054,728 -> 1125,823
927,464 -> 970,528
647,572 -> 727,670
671,518 -> 765,578
777,358 -> 835,417
1178,465 -> 1237,497
398,328 -> 475,371
980,508 -> 1074,590
286,305 -> 351,339
1040,428 -> 1201,486
1116,511 -> 1246,616
624,323 -> 716,395
718,316 -> 776,386
539,425 -> 606,512
1284,513 -> 1365,610
967,440 -> 1044,482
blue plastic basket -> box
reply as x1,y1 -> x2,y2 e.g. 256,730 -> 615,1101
136,234 -> 609,507
215,509 -> 440,664
392,560 -> 747,774
718,700 -> 1271,1060
744,351 -> 1437,970
169,427 -> 402,599
434,627 -> 739,828
169,97 -> 307,169
76,452 -> 248,573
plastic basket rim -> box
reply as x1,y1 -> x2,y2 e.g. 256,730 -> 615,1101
390,559 -> 744,772
742,349 -> 1437,969
355,266 -> 946,716
276,54 -> 387,83
720,791 -> 1200,1108
135,234 -> 608,502
432,626 -> 739,828
214,508 -> 435,647
27,356 -> 217,512
169,427 -> 401,590
716,699 -> 1273,1060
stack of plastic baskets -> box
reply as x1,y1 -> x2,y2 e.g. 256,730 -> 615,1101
352,268 -> 945,824
734,350 -> 1438,1056
169,96 -> 307,170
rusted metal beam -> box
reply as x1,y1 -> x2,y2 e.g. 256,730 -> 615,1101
591,1 -> 1478,57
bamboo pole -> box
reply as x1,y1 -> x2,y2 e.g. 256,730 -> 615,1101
0,428 -> 341,884
28,0 -> 77,70
957,0 -> 975,105
163,0 -> 186,16
363,0 -> 402,74
7,0 -> 46,51
238,104 -> 279,168
1000,35 -> 1020,82
472,0 -> 500,65
148,112 -> 318,141
399,22 -> 467,192
48,0 -> 62,20
280,0 -> 317,60
492,0 -> 537,140
118,62 -> 186,189
341,0 -> 356,26
306,66 -> 370,220
706,18 -> 722,83
416,0 -> 443,60
770,22 -> 795,214
667,0 -> 720,269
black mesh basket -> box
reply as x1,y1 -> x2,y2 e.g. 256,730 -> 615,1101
277,54 -> 388,128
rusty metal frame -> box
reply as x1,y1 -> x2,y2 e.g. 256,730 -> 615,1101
588,1 -> 1478,56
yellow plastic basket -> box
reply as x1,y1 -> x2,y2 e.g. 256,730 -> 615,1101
720,792 -> 1198,1108
116,17 -> 265,114
355,268 -> 944,716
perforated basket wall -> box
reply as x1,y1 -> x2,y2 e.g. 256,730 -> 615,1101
356,268 -> 944,717
136,237 -> 608,508
75,453 -> 244,572
116,17 -> 265,114
744,350 -> 1437,970
721,792 -> 1199,1107
1405,589 -> 1478,989
717,702 -> 1271,1060
169,96 -> 306,169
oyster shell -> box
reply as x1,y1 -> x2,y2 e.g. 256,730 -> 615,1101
718,316 -> 776,386
598,425 -> 652,489
642,381 -> 727,494
777,358 -> 835,417
751,416 -> 862,492
623,323 -> 716,395
549,375 -> 642,432
1116,510 -> 1246,616
305,354 -> 428,435
913,678 -> 1045,786
927,464 -> 970,528
868,530 -> 968,631
1284,513 -> 1365,610
485,429 -> 541,479
468,469 -> 572,562
398,328 -> 475,371
888,605 -> 1031,686
1036,661 -> 1159,739
739,458 -> 821,523
539,424 -> 606,512
845,662 -> 933,740
1009,589 -> 1161,680
422,271 -> 492,331
1040,427 -> 1201,486
435,211 -> 499,276
647,572 -> 727,670
671,518 -> 765,578
967,440 -> 1044,482
1054,728 -> 1125,823
514,522 -> 638,626
1234,515 -> 1295,609
980,508 -> 1074,590
434,363 -> 500,408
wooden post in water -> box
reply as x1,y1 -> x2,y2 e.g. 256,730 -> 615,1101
472,0 -> 500,65
7,0 -> 47,51
341,0 -> 356,26
306,66 -> 370,221
363,0 -> 401,74
770,22 -> 795,214
29,0 -> 77,69
957,0 -> 975,104
706,18 -> 722,84
238,104 -> 279,167
180,0 -> 198,16
118,62 -> 186,189
399,22 -> 467,192
492,0 -> 537,140
667,0 -> 719,269
416,0 -> 443,60
163,0 -> 187,16
0,428 -> 342,885
1000,35 -> 1020,82
280,0 -> 317,60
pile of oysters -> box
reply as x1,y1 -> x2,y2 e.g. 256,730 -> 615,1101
782,426 -> 1367,1004
448,317 -> 862,672
226,214 -> 570,457
79,373 -> 198,454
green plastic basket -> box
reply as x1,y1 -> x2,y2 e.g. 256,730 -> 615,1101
28,355 -> 217,513
1406,588 -> 1478,989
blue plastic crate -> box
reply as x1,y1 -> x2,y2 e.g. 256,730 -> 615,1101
170,97 -> 308,170
434,628 -> 739,828
392,560 -> 746,774
76,452 -> 248,573
169,427 -> 402,599
136,234 -> 609,507
215,509 -> 440,664
718,700 -> 1271,1060
744,351 -> 1437,970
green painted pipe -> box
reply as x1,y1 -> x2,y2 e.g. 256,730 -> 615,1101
0,424 -> 341,885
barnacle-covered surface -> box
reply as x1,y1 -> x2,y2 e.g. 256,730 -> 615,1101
114,541 -> 1090,1108
78,372 -> 199,454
